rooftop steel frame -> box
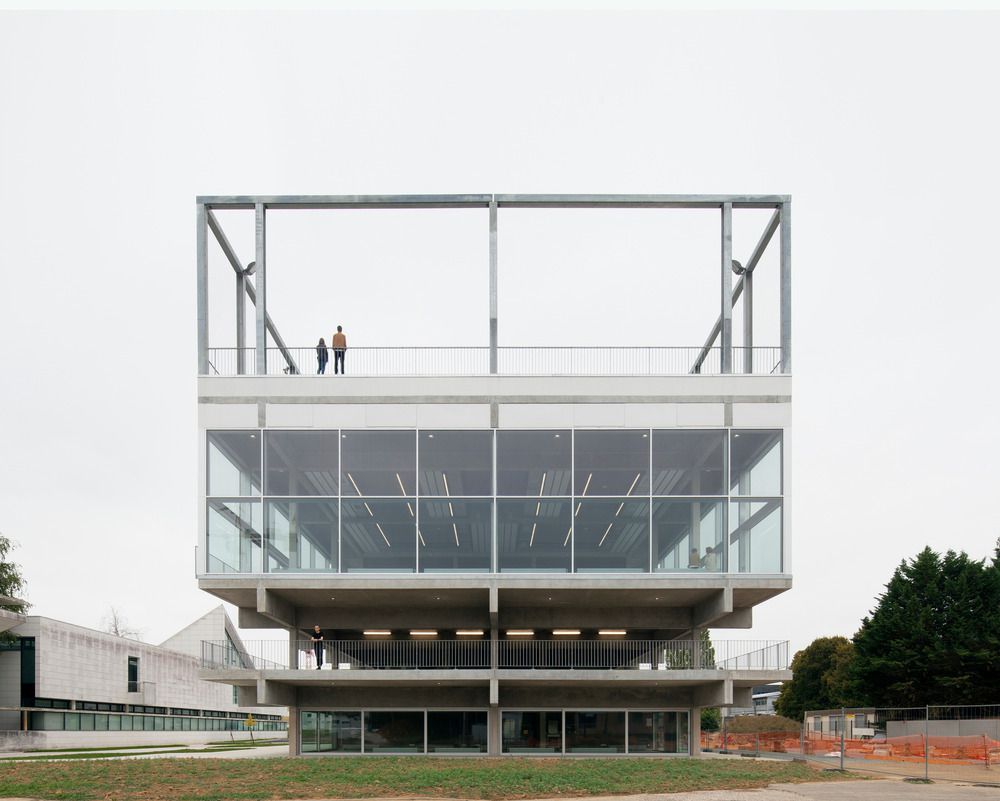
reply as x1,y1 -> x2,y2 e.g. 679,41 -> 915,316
195,194 -> 791,377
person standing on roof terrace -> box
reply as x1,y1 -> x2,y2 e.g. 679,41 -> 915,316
332,325 -> 347,374
309,625 -> 325,669
316,338 -> 329,375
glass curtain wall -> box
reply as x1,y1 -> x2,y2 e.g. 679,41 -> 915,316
207,428 -> 782,575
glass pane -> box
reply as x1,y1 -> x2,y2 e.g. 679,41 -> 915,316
497,499 -> 572,573
427,710 -> 488,753
730,430 -> 782,495
565,711 -> 625,753
320,711 -> 362,752
497,430 -> 571,496
419,430 -> 493,496
502,711 -> 562,753
729,500 -> 782,573
652,430 -> 726,496
300,711 -> 317,752
574,430 -> 649,496
573,499 -> 649,573
418,499 -> 492,573
341,431 -> 415,497
628,711 -> 689,753
265,430 -> 339,495
364,711 -> 424,753
208,431 -> 261,496
341,499 -> 416,572
266,500 -> 338,573
652,500 -> 726,572
207,500 -> 262,573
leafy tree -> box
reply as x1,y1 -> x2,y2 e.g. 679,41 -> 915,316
774,636 -> 855,721
700,706 -> 721,732
851,545 -> 1000,706
0,532 -> 28,612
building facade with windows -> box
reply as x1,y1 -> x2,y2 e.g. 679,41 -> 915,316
195,194 -> 793,756
0,606 -> 286,750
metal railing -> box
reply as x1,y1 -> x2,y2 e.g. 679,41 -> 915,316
200,638 -> 788,672
204,346 -> 782,377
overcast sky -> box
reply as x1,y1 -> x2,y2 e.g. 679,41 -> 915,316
1,9 -> 998,656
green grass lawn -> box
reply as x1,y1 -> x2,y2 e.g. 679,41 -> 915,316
0,755 -> 853,800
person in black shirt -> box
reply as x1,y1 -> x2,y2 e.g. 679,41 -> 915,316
309,625 -> 324,669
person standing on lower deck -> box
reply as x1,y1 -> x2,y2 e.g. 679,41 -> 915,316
316,338 -> 329,374
332,325 -> 347,374
309,625 -> 325,669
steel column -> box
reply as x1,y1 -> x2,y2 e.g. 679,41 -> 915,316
489,199 -> 498,374
196,203 -> 208,374
254,202 -> 267,375
720,202 -> 733,374
780,200 -> 792,373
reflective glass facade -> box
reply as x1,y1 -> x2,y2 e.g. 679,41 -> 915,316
206,429 -> 783,575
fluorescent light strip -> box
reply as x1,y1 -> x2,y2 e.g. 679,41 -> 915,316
407,502 -> 414,518
453,522 -> 460,547
529,523 -> 537,547
347,473 -> 362,496
363,630 -> 391,636
535,501 -> 541,516
563,527 -> 572,547
626,472 -> 641,496
364,502 -> 374,517
553,629 -> 580,636
615,502 -> 625,517
538,472 -> 547,496
410,630 -> 437,636
506,630 -> 534,636
574,502 -> 581,517
375,523 -> 391,547
442,473 -> 450,496
417,529 -> 426,546
396,472 -> 407,496
456,630 -> 484,636
598,522 -> 613,547
599,630 -> 627,636
448,501 -> 455,517
581,473 -> 592,496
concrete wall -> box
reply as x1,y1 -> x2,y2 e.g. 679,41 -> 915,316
0,729 -> 265,751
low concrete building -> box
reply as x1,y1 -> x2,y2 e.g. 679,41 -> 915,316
0,606 -> 286,750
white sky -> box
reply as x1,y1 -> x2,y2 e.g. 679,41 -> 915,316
1,9 -> 999,657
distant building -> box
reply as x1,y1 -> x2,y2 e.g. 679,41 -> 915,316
722,683 -> 782,718
0,606 -> 286,750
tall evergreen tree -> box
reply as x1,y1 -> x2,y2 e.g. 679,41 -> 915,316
851,545 -> 1000,706
774,636 -> 855,721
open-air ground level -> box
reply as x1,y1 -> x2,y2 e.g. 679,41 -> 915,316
0,755 -> 850,801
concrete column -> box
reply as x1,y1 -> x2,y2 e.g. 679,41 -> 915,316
288,627 -> 299,670
489,200 -> 498,375
743,269 -> 753,374
236,269 -> 246,375
254,202 -> 267,375
488,704 -> 501,755
720,202 -> 733,374
690,706 -> 702,757
780,200 -> 791,374
196,202 -> 208,375
287,706 -> 300,756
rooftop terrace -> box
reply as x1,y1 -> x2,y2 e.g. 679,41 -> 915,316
196,194 -> 791,379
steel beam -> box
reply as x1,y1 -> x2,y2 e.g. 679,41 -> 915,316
780,200 -> 792,374
254,203 -> 267,375
205,210 -> 298,375
720,203 -> 733,374
691,209 -> 781,373
196,203 -> 208,374
489,200 -> 498,375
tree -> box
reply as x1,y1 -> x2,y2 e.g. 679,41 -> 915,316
851,545 -> 1000,706
102,607 -> 142,640
0,532 -> 28,612
700,706 -> 721,732
774,636 -> 856,721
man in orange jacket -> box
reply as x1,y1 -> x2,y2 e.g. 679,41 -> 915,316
332,325 -> 347,374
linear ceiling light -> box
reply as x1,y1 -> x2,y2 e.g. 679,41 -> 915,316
553,629 -> 580,636
347,473 -> 363,496
375,522 -> 391,547
396,472 -> 407,496
599,629 -> 626,636
506,630 -> 534,636
363,630 -> 391,636
535,500 -> 541,516
363,502 -> 374,518
538,472 -> 547,496
452,522 -> 460,547
529,522 -> 537,548
598,522 -> 613,547
417,528 -> 426,546
615,502 -> 625,517
563,527 -> 572,547
626,472 -> 641,496
410,630 -> 438,636
442,473 -> 451,496
456,630 -> 484,636
407,502 -> 414,518
581,473 -> 592,496
448,501 -> 455,517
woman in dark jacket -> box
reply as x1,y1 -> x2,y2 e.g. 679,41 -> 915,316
316,338 -> 329,374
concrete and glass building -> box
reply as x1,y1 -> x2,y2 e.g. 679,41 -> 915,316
0,606 -> 286,750
195,194 -> 793,756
